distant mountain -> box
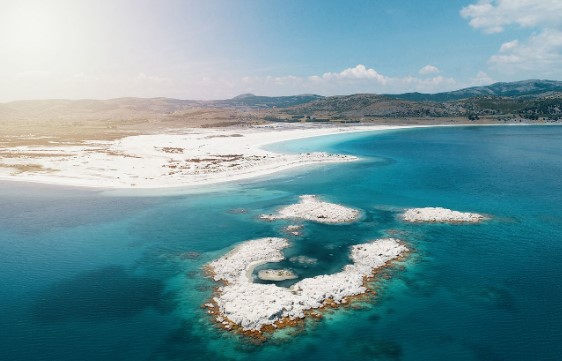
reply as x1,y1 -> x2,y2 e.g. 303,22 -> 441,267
211,94 -> 324,108
0,94 -> 326,122
385,80 -> 562,102
286,94 -> 454,118
1,80 -> 561,123
0,97 -> 199,121
284,82 -> 562,120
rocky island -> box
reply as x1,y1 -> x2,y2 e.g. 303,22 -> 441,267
260,195 -> 361,224
402,207 -> 488,223
205,237 -> 408,334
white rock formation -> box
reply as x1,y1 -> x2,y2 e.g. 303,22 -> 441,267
207,237 -> 289,285
257,269 -> 298,281
206,237 -> 407,332
284,225 -> 303,236
260,195 -> 360,224
402,207 -> 488,223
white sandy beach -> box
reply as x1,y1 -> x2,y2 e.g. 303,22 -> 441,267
0,124 -> 428,189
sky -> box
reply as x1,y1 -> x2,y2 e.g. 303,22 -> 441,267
0,0 -> 561,101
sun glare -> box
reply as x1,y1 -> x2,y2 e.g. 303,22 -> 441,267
5,2 -> 63,58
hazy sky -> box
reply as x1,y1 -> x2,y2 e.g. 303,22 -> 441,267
1,0 -> 561,101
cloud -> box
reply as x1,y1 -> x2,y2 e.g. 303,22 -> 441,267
418,64 -> 440,75
462,0 -> 562,77
266,75 -> 303,86
470,71 -> 494,85
499,39 -> 519,52
489,29 -> 562,73
15,70 -> 51,79
311,64 -> 454,92
135,72 -> 170,85
230,64 -> 459,97
401,75 -> 457,91
312,64 -> 389,84
72,72 -> 100,82
0,64 -> 481,101
461,0 -> 562,34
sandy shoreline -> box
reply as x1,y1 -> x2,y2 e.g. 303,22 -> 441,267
0,123 -> 437,189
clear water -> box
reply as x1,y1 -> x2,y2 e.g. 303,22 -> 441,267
1,125 -> 561,361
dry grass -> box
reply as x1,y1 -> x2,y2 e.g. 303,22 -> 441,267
0,106 -> 258,169
0,97 -> 268,151
0,152 -> 72,158
0,107 -> 259,150
0,163 -> 56,174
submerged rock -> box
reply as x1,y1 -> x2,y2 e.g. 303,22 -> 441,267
257,269 -> 298,281
289,255 -> 318,265
283,224 -> 303,236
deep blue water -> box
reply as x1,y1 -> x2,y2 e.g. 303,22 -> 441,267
1,125 -> 561,361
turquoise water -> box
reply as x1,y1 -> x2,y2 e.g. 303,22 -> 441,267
1,125 -> 561,360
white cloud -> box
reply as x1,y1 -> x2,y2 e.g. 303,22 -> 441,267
489,29 -> 562,73
314,64 -> 389,84
400,75 -> 457,92
267,75 -> 303,86
135,72 -> 170,85
461,0 -> 562,33
470,71 -> 494,85
0,64 -> 489,101
15,70 -> 51,79
462,0 -> 562,77
230,65 -> 459,96
499,39 -> 519,52
418,65 -> 440,75
72,72 -> 100,82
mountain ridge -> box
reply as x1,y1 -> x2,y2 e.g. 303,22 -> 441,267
1,80 -> 561,123
383,79 -> 562,102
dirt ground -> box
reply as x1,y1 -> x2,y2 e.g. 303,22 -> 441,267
0,108 -> 260,148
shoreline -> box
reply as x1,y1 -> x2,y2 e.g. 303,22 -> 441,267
0,123 -> 553,190
0,124 -> 407,190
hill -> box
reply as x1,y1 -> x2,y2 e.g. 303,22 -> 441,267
278,80 -> 562,122
385,79 -> 562,102
209,94 -> 324,108
1,80 -> 561,127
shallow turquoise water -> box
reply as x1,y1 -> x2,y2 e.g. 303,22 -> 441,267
1,125 -> 561,360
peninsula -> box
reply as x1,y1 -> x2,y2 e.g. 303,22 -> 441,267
1,79 -> 560,190
0,124 -> 408,189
